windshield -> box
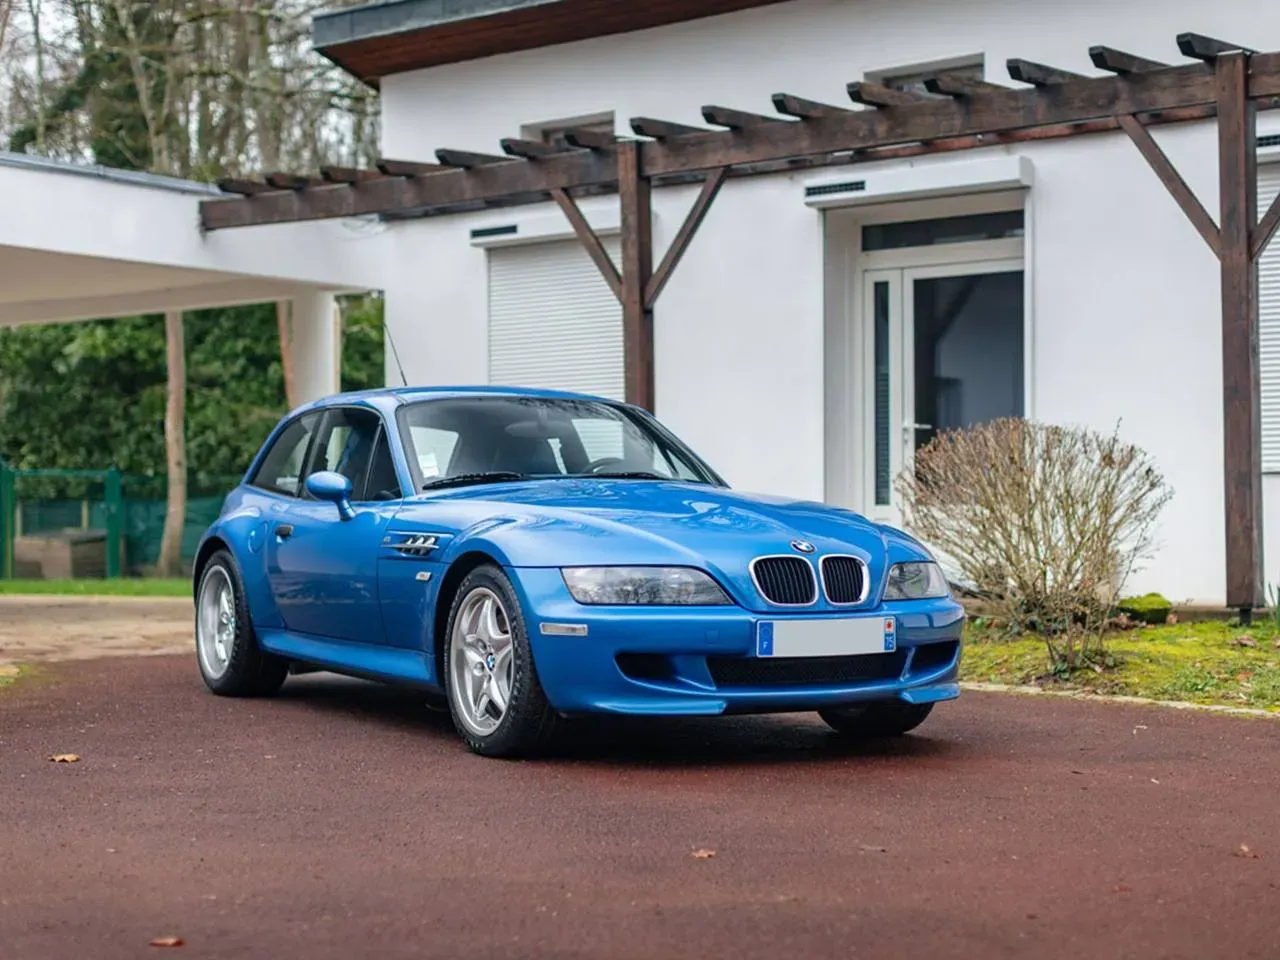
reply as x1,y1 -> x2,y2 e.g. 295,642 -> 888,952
396,395 -> 721,489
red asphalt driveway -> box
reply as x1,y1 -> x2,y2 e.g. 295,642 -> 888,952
1,655 -> 1278,959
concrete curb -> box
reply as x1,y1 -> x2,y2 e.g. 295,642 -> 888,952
960,681 -> 1280,719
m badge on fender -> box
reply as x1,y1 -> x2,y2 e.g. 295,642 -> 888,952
883,617 -> 897,652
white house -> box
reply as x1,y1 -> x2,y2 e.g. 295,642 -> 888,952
296,0 -> 1280,608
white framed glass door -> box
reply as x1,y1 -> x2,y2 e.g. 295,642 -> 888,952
861,259 -> 1024,523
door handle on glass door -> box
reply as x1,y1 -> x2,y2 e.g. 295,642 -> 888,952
903,422 -> 934,444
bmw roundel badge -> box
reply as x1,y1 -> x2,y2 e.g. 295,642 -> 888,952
790,540 -> 816,554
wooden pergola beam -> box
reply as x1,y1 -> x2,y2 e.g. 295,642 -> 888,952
1006,58 -> 1085,86
500,138 -> 565,159
846,81 -> 928,108
562,128 -> 617,150
548,188 -> 622,299
1253,191 -> 1280,260
1117,114 -> 1221,255
629,117 -> 708,140
376,158 -> 447,177
771,93 -> 854,119
1177,32 -> 1253,62
320,166 -> 382,183
435,148 -> 510,168
203,52 -> 1280,229
701,104 -> 786,129
216,178 -> 275,196
645,167 -> 728,309
1088,45 -> 1167,75
264,172 -> 314,190
924,73 -> 1009,97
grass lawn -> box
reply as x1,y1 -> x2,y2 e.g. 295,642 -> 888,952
0,578 -> 190,597
961,619 -> 1280,712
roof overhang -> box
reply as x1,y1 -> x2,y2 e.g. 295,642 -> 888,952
313,0 -> 791,84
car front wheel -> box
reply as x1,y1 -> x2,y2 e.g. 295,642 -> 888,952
195,550 -> 288,697
818,701 -> 934,738
444,565 -> 560,758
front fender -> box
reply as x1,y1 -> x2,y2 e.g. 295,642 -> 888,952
196,491 -> 285,630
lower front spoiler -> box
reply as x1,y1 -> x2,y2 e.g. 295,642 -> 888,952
572,678 -> 960,718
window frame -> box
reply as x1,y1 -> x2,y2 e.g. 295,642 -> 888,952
302,405 -> 403,504
246,411 -> 323,500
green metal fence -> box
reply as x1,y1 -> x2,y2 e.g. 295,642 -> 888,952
0,459 -> 238,579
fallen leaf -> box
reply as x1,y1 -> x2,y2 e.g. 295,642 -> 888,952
149,936 -> 184,948
1234,635 -> 1258,648
1151,778 -> 1161,784
1234,845 -> 1261,860
48,754 -> 79,763
1111,884 -> 1133,894
690,848 -> 716,860
859,844 -> 888,853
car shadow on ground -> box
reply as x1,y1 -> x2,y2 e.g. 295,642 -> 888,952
275,671 -> 966,768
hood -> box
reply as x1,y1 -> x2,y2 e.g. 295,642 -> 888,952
391,479 -> 931,613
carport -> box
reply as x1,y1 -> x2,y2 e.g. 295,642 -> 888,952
0,150 -> 389,400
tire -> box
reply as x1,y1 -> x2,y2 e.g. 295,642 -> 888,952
443,564 -> 560,758
818,701 -> 934,738
195,550 -> 289,697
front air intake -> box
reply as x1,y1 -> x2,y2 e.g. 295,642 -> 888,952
750,556 -> 817,606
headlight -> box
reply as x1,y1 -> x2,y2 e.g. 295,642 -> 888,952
882,562 -> 950,600
561,566 -> 731,605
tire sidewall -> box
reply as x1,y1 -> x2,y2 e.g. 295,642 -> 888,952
442,565 -> 550,757
195,550 -> 285,696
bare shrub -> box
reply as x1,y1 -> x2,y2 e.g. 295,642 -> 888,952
895,418 -> 1173,672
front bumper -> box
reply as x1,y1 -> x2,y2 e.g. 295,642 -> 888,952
512,568 -> 965,717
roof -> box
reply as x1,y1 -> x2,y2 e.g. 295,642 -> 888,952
313,0 -> 790,83
301,384 -> 619,411
0,150 -> 221,196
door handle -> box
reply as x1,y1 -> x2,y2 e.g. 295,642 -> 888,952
275,523 -> 294,540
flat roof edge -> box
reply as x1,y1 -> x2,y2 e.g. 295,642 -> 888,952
313,0 -> 555,49
0,151 -> 222,197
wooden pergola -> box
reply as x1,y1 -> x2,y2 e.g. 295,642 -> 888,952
201,34 -> 1280,616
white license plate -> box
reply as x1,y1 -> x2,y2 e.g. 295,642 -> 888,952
755,616 -> 896,658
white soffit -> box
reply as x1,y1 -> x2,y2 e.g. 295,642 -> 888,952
802,155 -> 1034,209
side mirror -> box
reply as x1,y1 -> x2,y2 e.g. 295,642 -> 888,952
305,470 -> 355,521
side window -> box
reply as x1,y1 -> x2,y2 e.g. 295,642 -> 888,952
306,408 -> 384,498
362,429 -> 403,502
250,414 -> 319,496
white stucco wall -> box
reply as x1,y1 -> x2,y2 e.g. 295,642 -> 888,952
375,0 -> 1280,604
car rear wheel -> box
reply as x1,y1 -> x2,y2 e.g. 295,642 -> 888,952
195,550 -> 288,697
818,701 -> 934,738
444,565 -> 559,758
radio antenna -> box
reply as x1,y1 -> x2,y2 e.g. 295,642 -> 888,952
384,314 -> 409,387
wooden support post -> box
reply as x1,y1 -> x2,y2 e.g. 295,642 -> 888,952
646,167 -> 728,309
618,141 -> 654,410
548,188 -> 622,299
1216,51 -> 1264,617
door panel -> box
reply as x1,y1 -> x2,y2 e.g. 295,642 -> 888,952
860,260 -> 1024,522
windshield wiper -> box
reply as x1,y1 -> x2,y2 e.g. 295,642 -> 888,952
423,471 -> 528,491
580,471 -> 670,481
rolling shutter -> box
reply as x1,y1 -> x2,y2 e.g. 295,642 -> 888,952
1260,164 -> 1280,471
487,237 -> 625,401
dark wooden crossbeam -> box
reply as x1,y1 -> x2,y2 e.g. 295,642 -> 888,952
500,138 -> 565,159
701,105 -> 785,129
320,166 -> 381,183
846,81 -> 928,108
924,73 -> 1009,97
1117,114 -> 1221,255
771,93 -> 854,119
1089,45 -> 1167,74
216,178 -> 274,196
1006,59 -> 1085,86
562,128 -> 617,150
1177,32 -> 1253,62
1254,190 -> 1280,260
435,148 -> 510,168
629,117 -> 708,140
264,172 -> 313,190
376,158 -> 447,177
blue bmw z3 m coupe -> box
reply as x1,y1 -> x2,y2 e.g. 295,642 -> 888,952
192,386 -> 965,757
